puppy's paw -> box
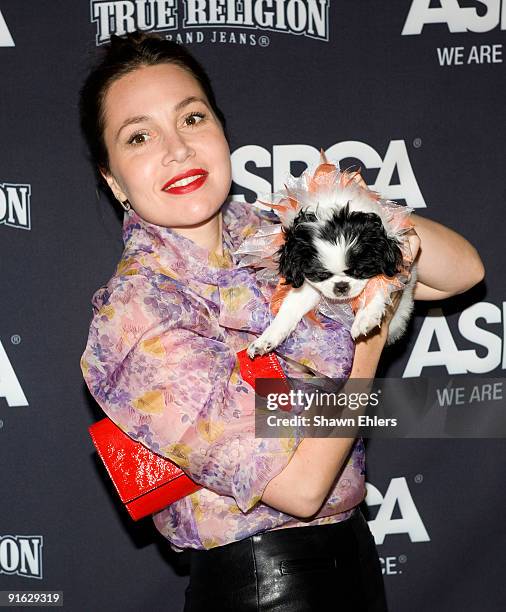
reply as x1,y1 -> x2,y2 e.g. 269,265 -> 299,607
247,338 -> 275,358
247,328 -> 285,358
351,307 -> 383,340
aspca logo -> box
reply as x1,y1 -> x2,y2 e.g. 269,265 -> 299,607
91,0 -> 329,46
0,341 -> 28,407
0,10 -> 14,46
0,535 -> 43,579
404,303 -> 504,377
402,0 -> 506,35
0,183 -> 31,230
365,477 -> 430,545
231,140 -> 426,208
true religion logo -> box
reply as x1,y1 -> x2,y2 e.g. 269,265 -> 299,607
0,183 -> 31,231
91,0 -> 330,46
0,536 -> 43,580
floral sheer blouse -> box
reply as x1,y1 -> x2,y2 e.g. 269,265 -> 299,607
80,200 -> 365,551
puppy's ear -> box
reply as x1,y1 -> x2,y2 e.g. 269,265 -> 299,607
278,241 -> 306,288
364,212 -> 383,226
382,237 -> 403,277
277,222 -> 315,288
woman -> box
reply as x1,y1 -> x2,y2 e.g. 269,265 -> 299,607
79,32 -> 484,611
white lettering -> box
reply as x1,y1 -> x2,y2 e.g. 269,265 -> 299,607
18,539 -> 42,577
92,0 -> 329,42
0,341 -> 29,407
468,43 -> 503,62
135,0 -> 156,29
113,0 -> 136,36
404,304 -> 504,377
306,0 -> 326,36
208,0 -> 225,24
462,0 -> 500,33
437,45 -> 465,65
156,0 -> 177,28
366,478 -> 430,545
0,536 -> 43,579
231,141 -> 426,208
403,0 -> 505,35
436,385 -> 465,405
186,0 -> 208,24
0,9 -> 14,46
254,0 -> 274,28
0,538 -> 19,573
0,184 -> 31,230
380,556 -> 400,575
92,0 -> 177,44
286,0 -> 307,33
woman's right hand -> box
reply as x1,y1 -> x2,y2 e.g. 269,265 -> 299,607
381,289 -> 403,335
380,229 -> 420,336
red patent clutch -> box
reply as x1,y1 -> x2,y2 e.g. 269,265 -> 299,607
88,349 -> 289,521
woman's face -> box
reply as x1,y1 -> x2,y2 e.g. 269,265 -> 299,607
101,63 -> 232,230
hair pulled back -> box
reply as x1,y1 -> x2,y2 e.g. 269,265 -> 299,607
79,31 -> 226,180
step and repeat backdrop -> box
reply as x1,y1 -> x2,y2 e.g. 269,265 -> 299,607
1,1 -> 505,611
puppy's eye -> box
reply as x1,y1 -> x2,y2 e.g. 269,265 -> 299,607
345,266 -> 380,279
306,270 -> 333,282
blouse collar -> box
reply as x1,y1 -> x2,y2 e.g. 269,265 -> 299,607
120,200 -> 263,283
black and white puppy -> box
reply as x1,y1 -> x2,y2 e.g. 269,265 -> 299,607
247,185 -> 417,359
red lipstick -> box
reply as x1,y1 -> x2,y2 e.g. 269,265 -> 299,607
161,168 -> 209,195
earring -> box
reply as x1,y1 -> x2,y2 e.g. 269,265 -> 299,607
116,196 -> 132,212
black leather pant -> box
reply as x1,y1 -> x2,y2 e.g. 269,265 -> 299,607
183,508 -> 388,611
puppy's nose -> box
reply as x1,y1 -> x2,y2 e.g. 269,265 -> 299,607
333,281 -> 349,295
